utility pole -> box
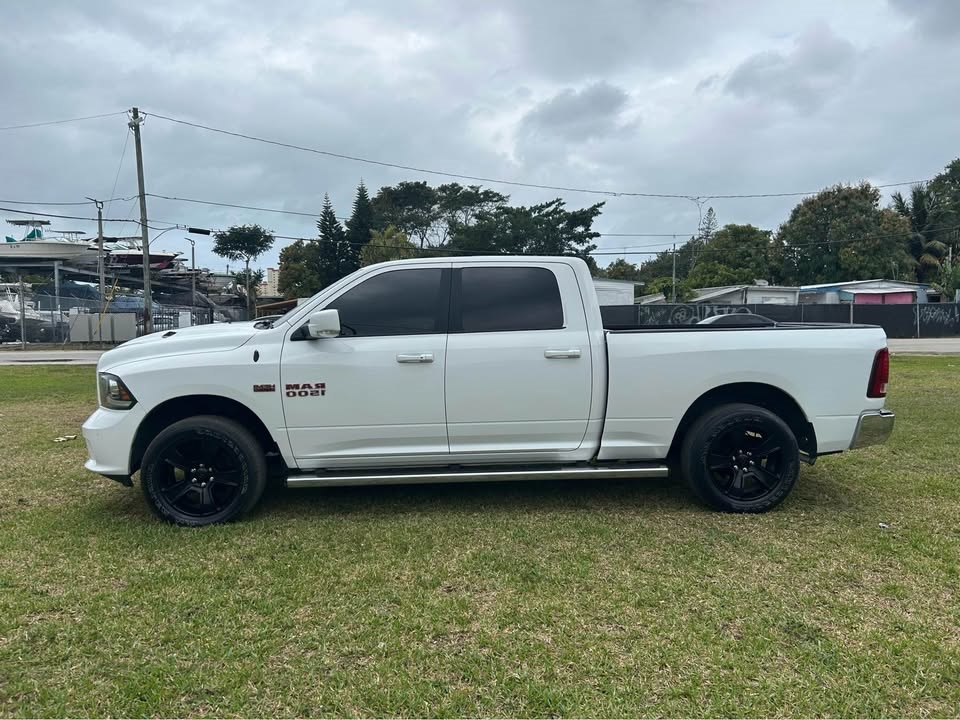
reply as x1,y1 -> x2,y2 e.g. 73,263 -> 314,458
130,107 -> 152,334
53,261 -> 61,342
18,275 -> 26,350
186,238 -> 196,308
86,197 -> 106,341
671,242 -> 677,303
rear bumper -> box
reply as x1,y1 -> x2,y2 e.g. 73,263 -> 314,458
850,409 -> 895,450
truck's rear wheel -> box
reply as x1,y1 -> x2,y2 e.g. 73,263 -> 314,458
140,415 -> 267,526
681,403 -> 799,512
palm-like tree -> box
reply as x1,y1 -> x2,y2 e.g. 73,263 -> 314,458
891,184 -> 949,283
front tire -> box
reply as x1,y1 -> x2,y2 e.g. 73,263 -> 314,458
681,403 -> 799,513
140,415 -> 267,526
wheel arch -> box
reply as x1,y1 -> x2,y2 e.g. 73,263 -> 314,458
130,394 -> 280,474
668,383 -> 816,462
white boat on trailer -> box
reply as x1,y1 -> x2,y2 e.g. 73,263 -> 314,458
1,219 -> 99,264
0,283 -> 48,330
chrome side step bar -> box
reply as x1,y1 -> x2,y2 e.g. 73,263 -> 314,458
286,464 -> 670,489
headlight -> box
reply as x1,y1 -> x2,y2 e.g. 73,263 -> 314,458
98,373 -> 137,410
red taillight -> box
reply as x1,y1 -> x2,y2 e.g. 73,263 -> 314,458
867,347 -> 889,398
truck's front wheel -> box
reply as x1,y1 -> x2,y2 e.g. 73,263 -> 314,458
681,403 -> 799,512
140,415 -> 267,526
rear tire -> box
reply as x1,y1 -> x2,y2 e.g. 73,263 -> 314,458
681,403 -> 799,513
140,415 -> 267,526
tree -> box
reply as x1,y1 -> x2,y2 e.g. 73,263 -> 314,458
928,158 -> 960,252
598,258 -> 642,281
277,239 -> 322,299
448,199 -> 603,259
345,181 -> 375,266
778,183 -> 912,285
935,258 -> 960,302
697,224 -> 783,284
684,260 -> 746,289
371,181 -> 509,248
371,181 -> 439,248
644,276 -> 694,302
698,207 -> 719,243
687,206 -> 718,272
361,226 -> 419,266
435,183 -> 508,243
891,184 -> 949,283
233,268 -> 264,303
212,224 -> 274,315
316,194 -> 355,288
837,209 -> 915,281
636,240 -> 707,284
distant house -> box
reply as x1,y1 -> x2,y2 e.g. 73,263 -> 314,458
637,292 -> 666,305
592,278 -> 643,306
799,279 -> 931,305
690,282 -> 800,305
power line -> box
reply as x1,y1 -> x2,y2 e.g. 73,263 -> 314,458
272,222 -> 960,257
0,199 -> 97,206
267,233 -> 666,258
146,193 -> 329,219
6,201 -> 957,257
0,111 -> 127,132
146,191 -> 960,250
601,232 -> 694,237
146,192 -> 691,238
0,205 -> 166,225
105,129 -> 131,215
0,196 -> 132,207
146,110 -> 933,201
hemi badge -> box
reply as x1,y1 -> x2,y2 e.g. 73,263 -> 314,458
253,384 -> 276,393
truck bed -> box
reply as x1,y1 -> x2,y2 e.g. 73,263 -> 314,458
597,323 -> 889,461
604,322 -> 880,332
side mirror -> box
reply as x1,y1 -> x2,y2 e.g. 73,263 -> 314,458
306,309 -> 341,339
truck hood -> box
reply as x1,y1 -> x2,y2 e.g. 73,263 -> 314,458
98,322 -> 260,372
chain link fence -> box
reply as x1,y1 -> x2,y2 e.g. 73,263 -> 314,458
0,285 -> 248,345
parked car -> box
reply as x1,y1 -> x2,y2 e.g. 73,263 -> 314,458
83,256 -> 894,525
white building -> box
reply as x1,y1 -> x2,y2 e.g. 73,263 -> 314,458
259,267 -> 280,297
691,282 -> 800,305
592,278 -> 643,305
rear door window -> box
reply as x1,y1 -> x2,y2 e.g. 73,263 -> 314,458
456,267 -> 564,332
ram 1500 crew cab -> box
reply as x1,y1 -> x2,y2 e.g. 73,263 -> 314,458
82,256 -> 894,525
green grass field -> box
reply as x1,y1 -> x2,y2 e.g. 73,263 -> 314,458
1,358 -> 958,717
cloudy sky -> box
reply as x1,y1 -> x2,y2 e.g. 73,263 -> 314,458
2,0 -> 959,273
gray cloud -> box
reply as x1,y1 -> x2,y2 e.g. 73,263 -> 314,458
888,0 -> 960,38
0,0 -> 958,275
724,24 -> 857,113
488,0 -> 732,80
519,82 -> 632,143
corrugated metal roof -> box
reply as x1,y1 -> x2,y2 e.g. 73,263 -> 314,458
801,279 -> 930,290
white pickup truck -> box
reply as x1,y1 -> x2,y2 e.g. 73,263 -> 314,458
82,256 -> 894,525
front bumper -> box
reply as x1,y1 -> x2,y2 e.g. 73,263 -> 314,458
82,404 -> 146,482
850,409 -> 895,450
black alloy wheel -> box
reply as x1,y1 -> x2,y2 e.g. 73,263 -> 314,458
140,416 -> 267,525
681,403 -> 799,512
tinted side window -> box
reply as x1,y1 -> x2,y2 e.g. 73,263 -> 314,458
326,269 -> 445,336
459,267 -> 564,332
